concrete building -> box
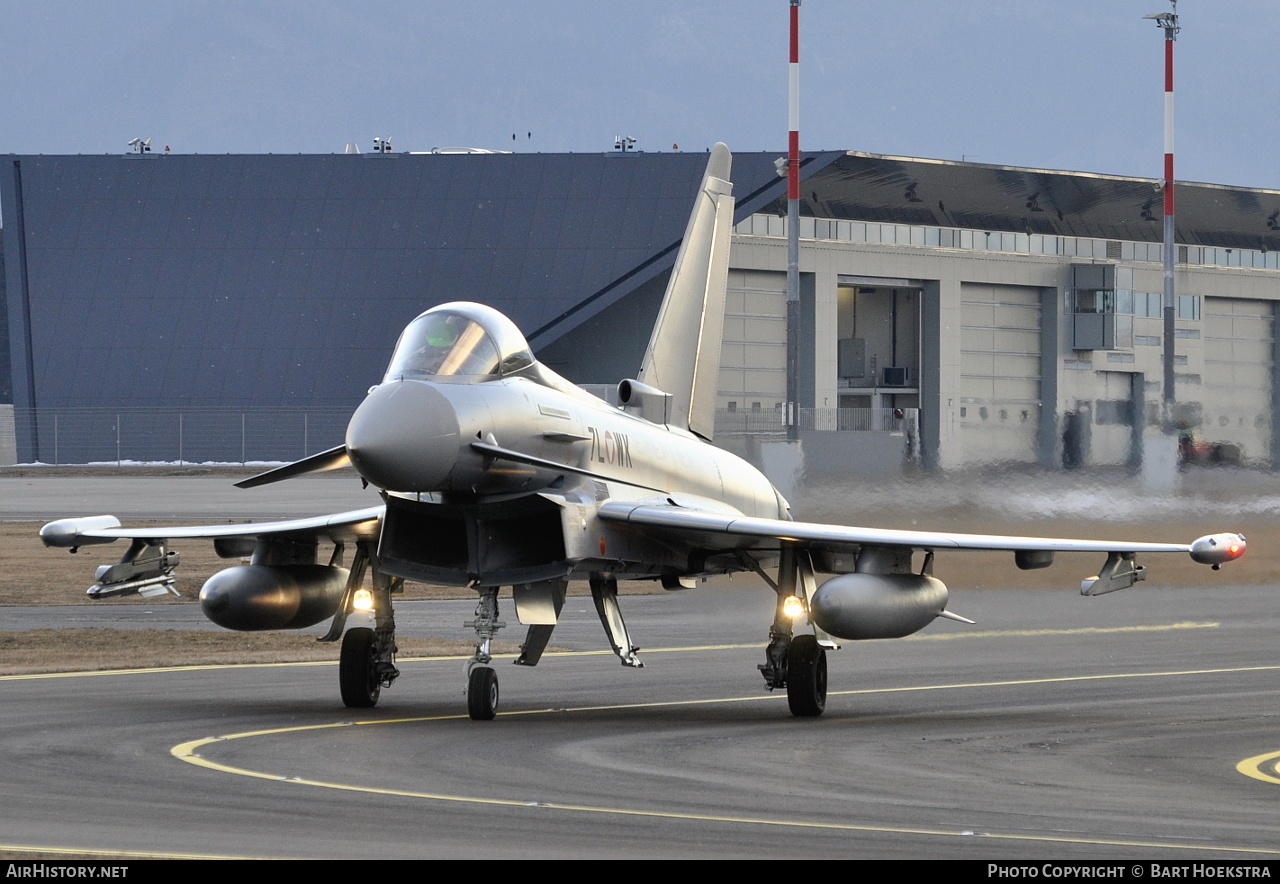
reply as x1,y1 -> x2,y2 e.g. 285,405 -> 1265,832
721,153 -> 1280,472
4,149 -> 1279,471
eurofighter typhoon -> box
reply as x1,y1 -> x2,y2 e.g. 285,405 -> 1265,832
41,145 -> 1245,719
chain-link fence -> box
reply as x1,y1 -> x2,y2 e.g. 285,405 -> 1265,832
9,404 -> 921,465
11,406 -> 353,465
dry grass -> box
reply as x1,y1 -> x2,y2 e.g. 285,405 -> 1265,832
0,628 -> 526,676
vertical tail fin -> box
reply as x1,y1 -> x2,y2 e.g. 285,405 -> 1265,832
636,143 -> 734,440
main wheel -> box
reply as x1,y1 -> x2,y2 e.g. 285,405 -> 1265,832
467,666 -> 499,720
786,634 -> 827,717
339,627 -> 380,708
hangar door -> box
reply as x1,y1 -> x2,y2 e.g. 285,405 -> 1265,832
1090,371 -> 1139,465
719,269 -> 787,412
958,283 -> 1041,464
1201,298 -> 1272,464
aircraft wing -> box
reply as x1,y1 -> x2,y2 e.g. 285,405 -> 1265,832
596,500 -> 1245,594
40,505 -> 385,547
599,500 -> 1192,553
40,506 -> 385,599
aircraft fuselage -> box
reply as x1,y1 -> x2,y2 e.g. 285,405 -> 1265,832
345,374 -> 786,588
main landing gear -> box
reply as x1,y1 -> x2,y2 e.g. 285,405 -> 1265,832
785,634 -> 827,717
756,546 -> 829,718
339,627 -> 381,707
324,542 -> 401,709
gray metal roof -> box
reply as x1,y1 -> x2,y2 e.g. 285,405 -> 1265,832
773,152 -> 1280,251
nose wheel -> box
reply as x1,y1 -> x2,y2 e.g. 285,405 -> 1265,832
467,666 -> 499,720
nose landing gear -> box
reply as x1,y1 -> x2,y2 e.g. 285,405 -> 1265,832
464,586 -> 506,720
467,665 -> 500,720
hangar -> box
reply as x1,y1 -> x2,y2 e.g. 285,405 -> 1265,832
4,148 -> 1280,471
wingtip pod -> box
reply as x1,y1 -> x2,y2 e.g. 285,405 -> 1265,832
39,516 -> 122,549
1189,533 -> 1247,566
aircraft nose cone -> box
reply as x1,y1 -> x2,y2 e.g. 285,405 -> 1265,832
346,381 -> 461,492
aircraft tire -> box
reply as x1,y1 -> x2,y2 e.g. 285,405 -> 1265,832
468,666 -> 499,721
786,634 -> 827,717
339,627 -> 381,708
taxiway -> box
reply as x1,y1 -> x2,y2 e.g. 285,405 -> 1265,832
1,475 -> 1276,859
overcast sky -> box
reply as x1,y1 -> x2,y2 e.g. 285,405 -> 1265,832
2,1 -> 1277,188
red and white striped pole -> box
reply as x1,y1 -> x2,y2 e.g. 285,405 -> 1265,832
788,0 -> 800,208
785,0 -> 800,440
1147,2 -> 1180,414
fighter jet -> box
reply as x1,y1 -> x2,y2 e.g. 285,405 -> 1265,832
40,144 -> 1245,720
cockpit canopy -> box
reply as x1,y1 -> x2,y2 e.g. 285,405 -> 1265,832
384,302 -> 535,382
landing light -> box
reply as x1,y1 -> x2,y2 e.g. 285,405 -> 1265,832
783,595 -> 806,619
352,588 -> 374,612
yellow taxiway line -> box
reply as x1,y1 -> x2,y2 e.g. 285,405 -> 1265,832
1237,749 -> 1280,785
165,660 -> 1280,857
